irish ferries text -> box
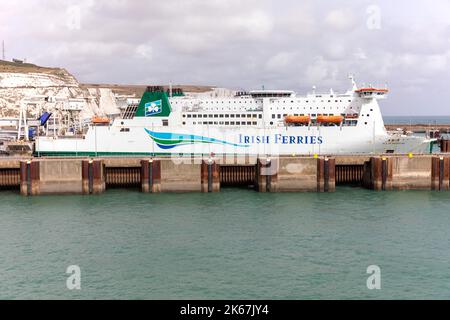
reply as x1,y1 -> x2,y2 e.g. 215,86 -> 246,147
239,134 -> 324,145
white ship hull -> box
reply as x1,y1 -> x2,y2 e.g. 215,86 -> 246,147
35,124 -> 433,156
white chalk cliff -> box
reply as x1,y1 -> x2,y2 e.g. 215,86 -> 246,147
0,61 -> 121,120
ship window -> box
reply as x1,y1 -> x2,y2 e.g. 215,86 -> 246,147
277,114 -> 281,119
193,122 -> 196,125
162,120 -> 169,126
187,115 -> 191,118
231,121 -> 235,125
365,122 -> 368,125
247,122 -> 251,125
219,114 -> 224,118
236,114 -> 240,118
193,114 -> 197,118
120,128 -> 130,132
258,114 -> 262,119
214,122 -> 218,125
252,122 -> 257,125
272,114 -> 275,119
225,114 -> 229,118
182,115 -> 186,118
270,121 -> 273,125
214,114 -> 218,118
208,121 -> 213,125
225,121 -> 229,125
182,122 -> 186,125
231,114 -> 235,118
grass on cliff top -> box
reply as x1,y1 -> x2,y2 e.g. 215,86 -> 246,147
0,59 -> 67,75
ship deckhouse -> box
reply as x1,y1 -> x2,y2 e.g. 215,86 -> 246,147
170,85 -> 361,129
119,78 -> 387,134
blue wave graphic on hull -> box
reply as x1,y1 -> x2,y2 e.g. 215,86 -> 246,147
144,129 -> 249,149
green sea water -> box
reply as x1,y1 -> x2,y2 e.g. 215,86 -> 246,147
1,187 -> 450,300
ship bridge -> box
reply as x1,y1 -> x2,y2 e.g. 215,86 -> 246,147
355,87 -> 388,99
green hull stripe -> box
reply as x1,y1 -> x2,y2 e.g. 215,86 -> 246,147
34,151 -> 255,157
34,151 -> 174,157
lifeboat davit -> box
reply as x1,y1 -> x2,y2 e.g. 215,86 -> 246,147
284,115 -> 311,124
316,115 -> 343,124
91,116 -> 110,124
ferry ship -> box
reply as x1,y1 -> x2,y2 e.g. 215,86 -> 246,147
34,77 -> 434,156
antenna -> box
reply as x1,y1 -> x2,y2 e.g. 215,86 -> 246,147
2,40 -> 5,60
349,74 -> 357,90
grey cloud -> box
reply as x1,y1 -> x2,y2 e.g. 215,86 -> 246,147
1,0 -> 450,115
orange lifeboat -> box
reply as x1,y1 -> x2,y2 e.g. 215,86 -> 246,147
316,115 -> 343,124
284,115 -> 310,124
91,116 -> 110,124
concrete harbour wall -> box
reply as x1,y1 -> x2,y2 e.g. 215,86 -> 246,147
0,155 -> 446,195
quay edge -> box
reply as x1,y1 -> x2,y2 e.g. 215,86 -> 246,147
0,154 -> 449,195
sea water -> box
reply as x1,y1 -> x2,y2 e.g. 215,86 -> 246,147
1,187 -> 450,300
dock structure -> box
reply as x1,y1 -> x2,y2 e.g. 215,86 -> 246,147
385,124 -> 450,134
0,154 -> 449,196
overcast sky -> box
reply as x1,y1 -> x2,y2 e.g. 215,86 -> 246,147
1,0 -> 450,115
